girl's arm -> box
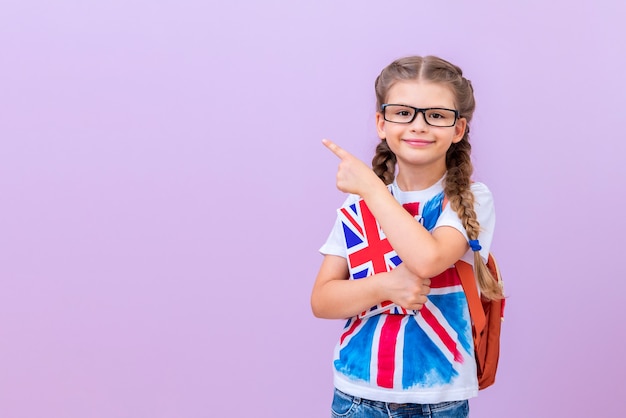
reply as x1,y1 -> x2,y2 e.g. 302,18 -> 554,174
311,255 -> 431,319
360,182 -> 468,278
322,139 -> 468,279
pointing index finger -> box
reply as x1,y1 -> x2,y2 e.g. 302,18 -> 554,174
322,138 -> 350,160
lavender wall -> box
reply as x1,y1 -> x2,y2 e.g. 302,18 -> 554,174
1,1 -> 624,417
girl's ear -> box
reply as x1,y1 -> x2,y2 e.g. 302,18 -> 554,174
453,118 -> 467,143
375,112 -> 386,140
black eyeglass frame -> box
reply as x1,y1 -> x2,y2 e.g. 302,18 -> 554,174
381,104 -> 460,127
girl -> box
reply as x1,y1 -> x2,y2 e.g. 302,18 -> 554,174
311,55 -> 504,418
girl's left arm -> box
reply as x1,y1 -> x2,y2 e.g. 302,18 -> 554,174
323,139 -> 468,278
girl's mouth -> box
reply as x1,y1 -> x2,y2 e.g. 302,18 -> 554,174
403,139 -> 433,146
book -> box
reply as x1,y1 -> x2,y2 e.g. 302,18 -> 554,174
338,198 -> 419,319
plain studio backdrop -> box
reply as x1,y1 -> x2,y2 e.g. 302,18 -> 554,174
1,1 -> 624,417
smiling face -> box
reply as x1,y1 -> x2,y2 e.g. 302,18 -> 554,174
376,80 -> 467,186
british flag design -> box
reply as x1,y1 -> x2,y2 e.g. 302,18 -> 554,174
338,191 -> 446,318
334,191 -> 474,390
338,199 -> 412,318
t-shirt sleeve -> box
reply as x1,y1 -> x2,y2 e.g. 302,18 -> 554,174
318,215 -> 346,257
318,194 -> 361,258
434,182 -> 495,264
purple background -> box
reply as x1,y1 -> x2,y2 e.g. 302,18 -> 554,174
1,1 -> 624,417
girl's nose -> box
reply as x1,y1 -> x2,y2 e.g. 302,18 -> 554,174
410,111 -> 428,130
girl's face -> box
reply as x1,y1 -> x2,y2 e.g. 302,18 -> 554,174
376,80 -> 467,181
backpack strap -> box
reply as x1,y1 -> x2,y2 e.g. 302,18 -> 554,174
456,260 -> 486,338
441,196 -> 487,335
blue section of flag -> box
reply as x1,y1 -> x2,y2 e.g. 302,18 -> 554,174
335,316 -> 381,382
402,316 -> 458,389
429,293 -> 472,353
353,268 -> 369,279
422,191 -> 445,231
342,222 -> 363,249
390,255 -> 402,266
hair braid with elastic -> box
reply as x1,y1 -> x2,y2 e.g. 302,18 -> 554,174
444,134 -> 503,300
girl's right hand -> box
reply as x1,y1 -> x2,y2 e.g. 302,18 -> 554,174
385,263 -> 431,311
322,138 -> 384,198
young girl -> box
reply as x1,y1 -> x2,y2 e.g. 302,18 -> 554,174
311,55 -> 504,418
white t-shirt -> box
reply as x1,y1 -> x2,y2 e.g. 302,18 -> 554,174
319,178 -> 495,404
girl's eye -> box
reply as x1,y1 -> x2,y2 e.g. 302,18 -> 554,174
426,109 -> 455,121
384,105 -> 415,122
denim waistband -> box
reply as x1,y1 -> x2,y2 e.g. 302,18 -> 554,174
335,388 -> 468,416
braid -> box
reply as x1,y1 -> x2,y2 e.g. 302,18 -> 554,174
444,134 -> 503,301
372,139 -> 397,185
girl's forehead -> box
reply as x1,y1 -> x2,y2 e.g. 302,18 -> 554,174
386,80 -> 456,107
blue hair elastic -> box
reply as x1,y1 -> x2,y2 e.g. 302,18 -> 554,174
469,239 -> 482,252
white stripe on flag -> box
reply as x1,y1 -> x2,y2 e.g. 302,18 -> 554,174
414,301 -> 463,365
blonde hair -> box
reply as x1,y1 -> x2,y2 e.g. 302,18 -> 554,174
372,55 -> 503,300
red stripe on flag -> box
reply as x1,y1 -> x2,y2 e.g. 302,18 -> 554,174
430,268 -> 462,289
340,317 -> 362,345
402,202 -> 420,217
340,207 -> 363,236
377,315 -> 403,388
348,201 -> 393,274
420,306 -> 464,363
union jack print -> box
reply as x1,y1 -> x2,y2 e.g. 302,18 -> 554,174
335,191 -> 473,390
338,191 -> 445,318
338,199 -> 414,318
334,267 -> 473,390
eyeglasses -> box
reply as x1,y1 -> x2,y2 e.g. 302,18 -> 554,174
381,104 -> 460,127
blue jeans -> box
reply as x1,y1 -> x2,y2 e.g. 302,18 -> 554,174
331,388 -> 469,418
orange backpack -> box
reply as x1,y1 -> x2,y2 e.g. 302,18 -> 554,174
455,255 -> 505,390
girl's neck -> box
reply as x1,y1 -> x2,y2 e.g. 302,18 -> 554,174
395,166 -> 447,192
